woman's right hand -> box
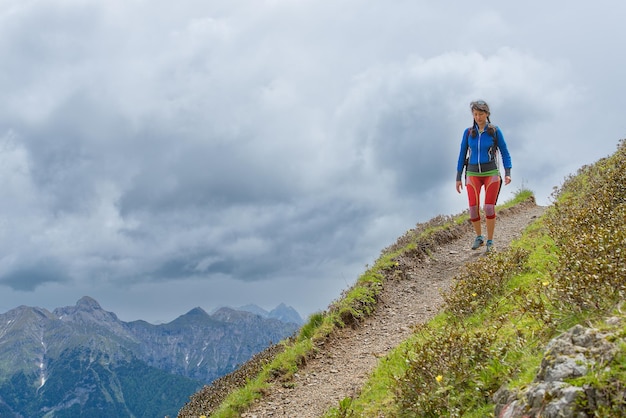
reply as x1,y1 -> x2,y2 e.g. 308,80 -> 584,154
456,181 -> 463,193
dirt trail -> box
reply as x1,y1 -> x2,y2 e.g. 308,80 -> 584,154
241,201 -> 546,418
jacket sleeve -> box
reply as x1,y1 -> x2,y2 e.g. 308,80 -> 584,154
456,129 -> 470,181
496,127 -> 512,176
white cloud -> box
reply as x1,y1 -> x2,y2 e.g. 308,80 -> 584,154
0,0 -> 624,322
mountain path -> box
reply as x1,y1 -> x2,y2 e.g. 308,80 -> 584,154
241,201 -> 547,418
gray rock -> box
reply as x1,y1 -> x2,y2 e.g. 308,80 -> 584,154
494,318 -> 623,418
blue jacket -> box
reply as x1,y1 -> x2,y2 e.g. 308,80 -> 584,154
456,124 -> 512,181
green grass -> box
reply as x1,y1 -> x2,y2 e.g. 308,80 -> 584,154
184,139 -> 626,417
196,188 -> 537,418
322,139 -> 626,417
183,184 -> 543,417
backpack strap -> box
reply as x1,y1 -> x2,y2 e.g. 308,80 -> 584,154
462,128 -> 470,173
470,123 -> 499,149
490,124 -> 499,150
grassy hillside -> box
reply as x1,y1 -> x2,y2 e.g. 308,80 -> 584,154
180,139 -> 626,417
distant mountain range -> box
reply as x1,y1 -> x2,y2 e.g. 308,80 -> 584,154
0,296 -> 301,418
232,303 -> 303,325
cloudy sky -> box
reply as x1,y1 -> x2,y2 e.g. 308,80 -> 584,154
0,0 -> 623,324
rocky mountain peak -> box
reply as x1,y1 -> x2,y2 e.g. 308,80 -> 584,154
211,306 -> 251,322
52,297 -> 125,336
268,303 -> 303,325
185,307 -> 209,317
75,296 -> 102,311
231,304 -> 304,325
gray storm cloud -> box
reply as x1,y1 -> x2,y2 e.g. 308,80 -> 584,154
0,0 -> 623,322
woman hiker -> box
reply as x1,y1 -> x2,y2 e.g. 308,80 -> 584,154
456,100 -> 512,253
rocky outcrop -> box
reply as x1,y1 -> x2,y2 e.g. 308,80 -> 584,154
494,316 -> 624,418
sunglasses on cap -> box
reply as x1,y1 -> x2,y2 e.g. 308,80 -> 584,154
470,100 -> 490,112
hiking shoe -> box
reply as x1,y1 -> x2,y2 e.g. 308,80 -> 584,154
485,240 -> 494,254
471,235 -> 484,250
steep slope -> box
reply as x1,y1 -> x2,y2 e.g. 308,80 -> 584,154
246,200 -> 546,417
180,198 -> 545,417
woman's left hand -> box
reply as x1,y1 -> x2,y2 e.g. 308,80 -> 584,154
504,176 -> 511,185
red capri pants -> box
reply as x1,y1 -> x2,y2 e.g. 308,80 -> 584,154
466,175 -> 502,222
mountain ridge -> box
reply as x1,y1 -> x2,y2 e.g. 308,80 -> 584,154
0,296 -> 301,417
